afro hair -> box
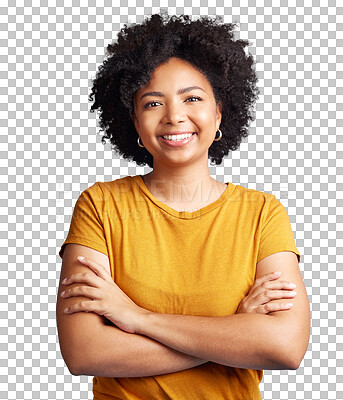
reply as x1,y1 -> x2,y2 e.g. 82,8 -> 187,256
89,12 -> 259,168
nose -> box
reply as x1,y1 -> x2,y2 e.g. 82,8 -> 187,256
162,101 -> 187,125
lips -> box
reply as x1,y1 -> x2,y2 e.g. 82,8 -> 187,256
159,132 -> 196,137
160,131 -> 197,147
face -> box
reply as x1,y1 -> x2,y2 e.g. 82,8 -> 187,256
132,57 -> 222,167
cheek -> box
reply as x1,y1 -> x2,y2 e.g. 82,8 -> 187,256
191,108 -> 218,129
140,122 -> 154,137
139,112 -> 159,131
134,115 -> 149,134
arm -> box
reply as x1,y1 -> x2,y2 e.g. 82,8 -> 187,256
77,324 -> 206,377
136,251 -> 310,370
56,244 -> 206,377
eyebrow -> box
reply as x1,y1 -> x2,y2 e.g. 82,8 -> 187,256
139,86 -> 205,101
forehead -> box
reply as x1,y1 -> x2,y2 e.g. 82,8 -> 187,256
152,57 -> 204,76
136,57 -> 213,94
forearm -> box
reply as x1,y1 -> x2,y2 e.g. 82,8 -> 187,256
76,323 -> 207,377
138,312 -> 298,370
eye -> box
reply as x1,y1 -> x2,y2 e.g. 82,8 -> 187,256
144,101 -> 161,108
185,96 -> 202,102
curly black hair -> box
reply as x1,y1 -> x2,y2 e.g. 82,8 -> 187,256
89,11 -> 259,168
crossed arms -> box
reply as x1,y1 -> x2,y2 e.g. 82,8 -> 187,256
56,243 -> 310,377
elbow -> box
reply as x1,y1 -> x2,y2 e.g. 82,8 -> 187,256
283,355 -> 303,370
271,317 -> 310,370
59,341 -> 89,376
67,361 -> 83,376
269,349 -> 303,371
272,349 -> 304,370
278,337 -> 308,370
288,342 -> 309,370
62,352 -> 85,376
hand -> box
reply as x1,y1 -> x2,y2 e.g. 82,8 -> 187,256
236,272 -> 296,315
60,256 -> 147,333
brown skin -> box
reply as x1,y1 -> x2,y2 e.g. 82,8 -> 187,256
135,251 -> 310,370
56,58 -> 310,376
132,57 -> 226,210
60,250 -> 310,372
57,244 -> 300,376
56,244 -> 207,377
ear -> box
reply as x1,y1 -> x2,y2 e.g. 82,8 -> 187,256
216,101 -> 222,130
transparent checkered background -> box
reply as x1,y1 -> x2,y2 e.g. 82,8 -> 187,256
1,0 -> 341,399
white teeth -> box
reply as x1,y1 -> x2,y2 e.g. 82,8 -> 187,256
162,133 -> 194,141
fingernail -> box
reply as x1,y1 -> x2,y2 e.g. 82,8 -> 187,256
78,256 -> 85,261
60,291 -> 65,296
64,308 -> 69,313
62,278 -> 67,284
289,283 -> 296,289
274,272 -> 281,276
285,303 -> 293,308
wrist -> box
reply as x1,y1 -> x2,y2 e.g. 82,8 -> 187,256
135,307 -> 153,335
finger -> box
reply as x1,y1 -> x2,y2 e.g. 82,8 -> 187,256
61,285 -> 101,300
62,272 -> 103,287
259,289 -> 297,303
77,256 -> 113,282
255,271 -> 282,286
250,272 -> 282,292
64,300 -> 98,314
260,302 -> 294,314
260,280 -> 296,290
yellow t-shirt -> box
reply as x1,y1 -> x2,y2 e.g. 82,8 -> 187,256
59,175 -> 300,400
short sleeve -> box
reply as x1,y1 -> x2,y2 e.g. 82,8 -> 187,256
257,195 -> 301,264
59,182 -> 108,259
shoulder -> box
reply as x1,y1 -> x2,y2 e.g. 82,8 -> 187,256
229,184 -> 291,228
97,175 -> 138,194
79,176 -> 140,210
231,183 -> 277,207
83,175 -> 137,200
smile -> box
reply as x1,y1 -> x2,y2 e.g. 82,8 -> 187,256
160,132 -> 197,147
162,133 -> 195,141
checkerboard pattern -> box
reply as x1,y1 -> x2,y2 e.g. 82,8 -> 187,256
1,0 -> 341,399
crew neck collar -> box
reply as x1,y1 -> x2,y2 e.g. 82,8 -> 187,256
134,175 -> 234,219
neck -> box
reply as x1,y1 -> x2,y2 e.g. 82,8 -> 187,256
143,160 -> 220,205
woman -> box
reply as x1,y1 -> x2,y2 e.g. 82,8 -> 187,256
56,13 -> 310,399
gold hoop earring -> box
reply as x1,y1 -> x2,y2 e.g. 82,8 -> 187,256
137,136 -> 145,148
213,129 -> 222,141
